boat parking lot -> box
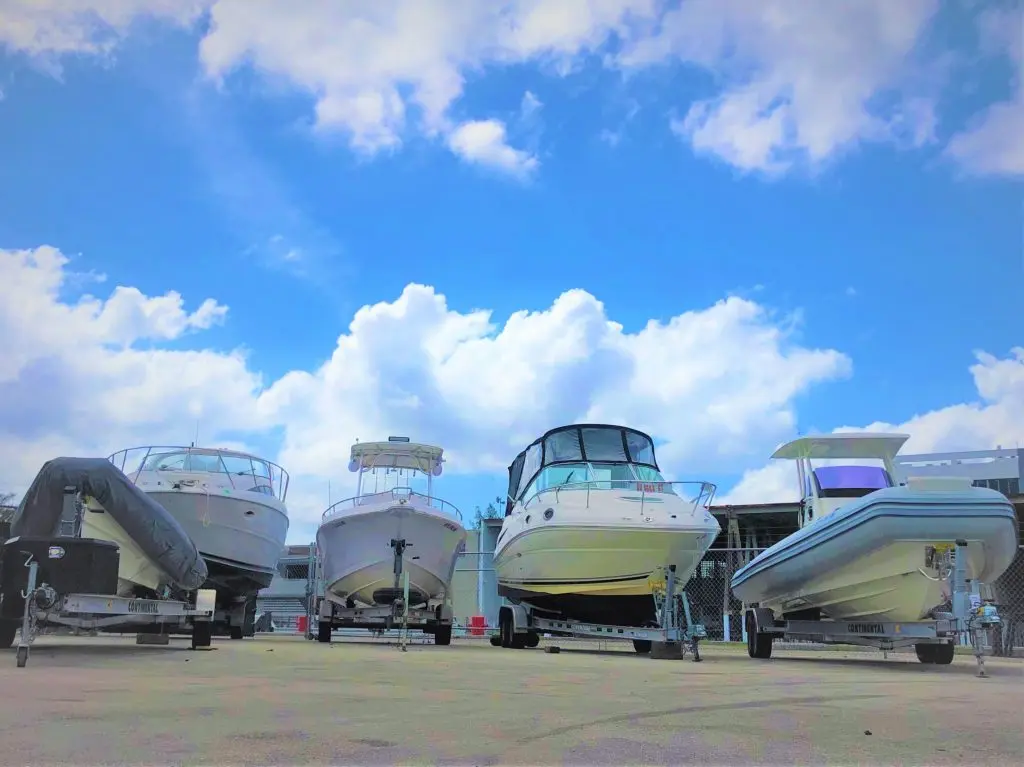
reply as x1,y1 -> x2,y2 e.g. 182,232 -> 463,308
1,635 -> 1022,765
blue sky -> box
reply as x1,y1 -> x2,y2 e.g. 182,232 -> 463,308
0,1 -> 1021,543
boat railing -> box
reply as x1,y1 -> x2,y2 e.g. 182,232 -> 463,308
321,487 -> 463,523
108,445 -> 291,502
523,479 -> 717,515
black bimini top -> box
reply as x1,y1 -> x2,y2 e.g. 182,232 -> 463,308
505,424 -> 659,515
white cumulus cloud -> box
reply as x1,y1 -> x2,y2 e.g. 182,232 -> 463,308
945,3 -> 1024,178
0,246 -> 264,496
447,119 -> 539,177
2,0 -> 1012,176
1,245 -> 857,534
2,245 -> 1019,538
719,348 -> 1024,505
645,0 -> 942,174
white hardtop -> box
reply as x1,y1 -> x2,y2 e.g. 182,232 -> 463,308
349,440 -> 444,475
771,433 -> 910,464
772,432 -> 910,529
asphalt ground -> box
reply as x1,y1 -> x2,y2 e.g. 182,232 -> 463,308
1,634 -> 1021,765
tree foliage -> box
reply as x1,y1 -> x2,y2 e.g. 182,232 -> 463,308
472,495 -> 504,529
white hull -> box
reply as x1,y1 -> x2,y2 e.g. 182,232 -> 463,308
144,488 -> 289,578
79,496 -> 170,596
495,488 -> 720,599
732,488 -> 1019,622
317,497 -> 467,607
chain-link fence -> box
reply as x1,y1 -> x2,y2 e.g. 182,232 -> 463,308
990,545 -> 1024,656
683,547 -> 764,641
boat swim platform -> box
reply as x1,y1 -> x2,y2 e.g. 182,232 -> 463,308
1,635 -> 1021,765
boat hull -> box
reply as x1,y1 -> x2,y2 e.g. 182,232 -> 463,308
79,496 -> 170,596
145,489 -> 289,594
317,501 -> 467,607
494,489 -> 720,626
731,486 -> 1019,622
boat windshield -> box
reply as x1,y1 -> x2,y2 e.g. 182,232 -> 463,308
359,464 -> 430,495
506,424 -> 665,513
110,446 -> 290,501
528,462 -> 671,494
811,465 -> 893,499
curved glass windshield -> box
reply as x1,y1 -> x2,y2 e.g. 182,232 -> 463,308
522,461 -> 673,501
139,451 -> 277,496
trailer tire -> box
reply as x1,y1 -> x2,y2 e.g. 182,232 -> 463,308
746,611 -> 773,659
489,635 -> 502,647
434,623 -> 452,646
317,621 -> 332,643
191,621 -> 212,649
633,639 -> 652,654
16,646 -> 28,668
918,641 -> 954,665
229,625 -> 244,640
499,607 -> 513,648
524,631 -> 540,649
932,641 -> 955,665
0,619 -> 16,650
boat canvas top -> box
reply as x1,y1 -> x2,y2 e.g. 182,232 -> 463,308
505,424 -> 663,515
348,437 -> 444,476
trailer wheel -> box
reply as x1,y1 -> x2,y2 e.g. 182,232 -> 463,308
434,623 -> 452,646
917,641 -> 954,665
524,631 -> 540,649
932,641 -> 955,665
16,646 -> 28,668
317,621 -> 332,643
489,635 -> 502,647
633,639 -> 652,654
498,608 -> 513,648
745,611 -> 773,659
191,621 -> 212,649
229,625 -> 244,640
0,619 -> 16,650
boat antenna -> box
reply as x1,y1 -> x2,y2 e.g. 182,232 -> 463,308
194,420 -> 200,448
328,480 -> 332,507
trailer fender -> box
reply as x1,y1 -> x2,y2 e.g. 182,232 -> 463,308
748,607 -> 776,634
317,597 -> 334,620
508,603 -> 531,634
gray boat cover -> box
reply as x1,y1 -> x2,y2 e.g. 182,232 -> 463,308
10,457 -> 208,591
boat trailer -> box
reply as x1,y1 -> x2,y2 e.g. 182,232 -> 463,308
493,564 -> 707,660
312,537 -> 455,649
742,540 -> 1005,676
2,553 -> 216,669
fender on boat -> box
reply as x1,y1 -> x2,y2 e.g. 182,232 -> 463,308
10,456 -> 209,591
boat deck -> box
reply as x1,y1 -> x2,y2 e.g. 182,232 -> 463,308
1,635 -> 1021,764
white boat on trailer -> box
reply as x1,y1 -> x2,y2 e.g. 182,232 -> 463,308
314,437 -> 467,646
109,445 -> 291,639
732,433 -> 1018,666
491,423 -> 719,657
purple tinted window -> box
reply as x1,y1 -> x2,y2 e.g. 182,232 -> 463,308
813,465 -> 892,491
